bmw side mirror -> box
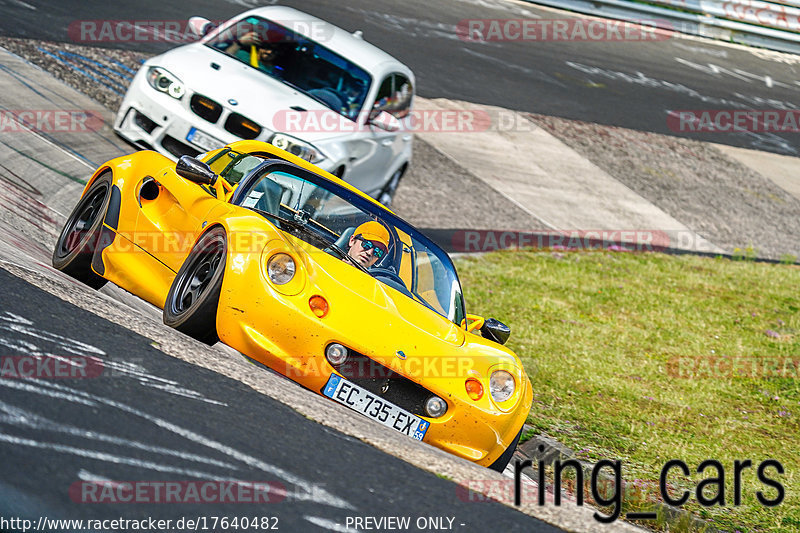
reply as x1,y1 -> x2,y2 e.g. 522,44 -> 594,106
481,318 -> 511,345
176,155 -> 217,185
188,16 -> 216,37
368,110 -> 402,132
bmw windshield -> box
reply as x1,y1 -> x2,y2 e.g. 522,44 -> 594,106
208,149 -> 466,325
206,16 -> 371,121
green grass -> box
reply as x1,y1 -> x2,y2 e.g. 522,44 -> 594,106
456,249 -> 800,533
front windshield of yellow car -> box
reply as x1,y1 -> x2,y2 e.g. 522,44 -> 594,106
233,162 -> 466,325
205,16 -> 371,121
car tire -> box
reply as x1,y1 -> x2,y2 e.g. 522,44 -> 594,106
52,172 -> 111,289
163,226 -> 227,345
377,166 -> 404,207
488,426 -> 524,472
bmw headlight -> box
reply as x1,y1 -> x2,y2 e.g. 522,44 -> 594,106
267,253 -> 296,285
147,67 -> 185,99
270,133 -> 325,164
489,370 -> 515,402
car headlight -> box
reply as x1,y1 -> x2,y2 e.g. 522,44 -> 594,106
489,370 -> 515,402
270,133 -> 325,164
147,67 -> 185,99
267,253 -> 296,285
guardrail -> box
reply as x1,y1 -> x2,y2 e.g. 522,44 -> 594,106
522,0 -> 800,54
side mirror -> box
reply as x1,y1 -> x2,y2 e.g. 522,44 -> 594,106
481,318 -> 511,345
188,16 -> 215,37
368,110 -> 402,132
176,155 -> 217,185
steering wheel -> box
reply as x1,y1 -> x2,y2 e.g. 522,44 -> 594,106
368,267 -> 406,287
307,88 -> 345,111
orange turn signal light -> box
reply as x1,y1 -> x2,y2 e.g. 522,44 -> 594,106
309,295 -> 329,318
465,378 -> 484,401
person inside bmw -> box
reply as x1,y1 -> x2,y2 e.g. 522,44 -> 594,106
344,221 -> 390,269
224,30 -> 282,73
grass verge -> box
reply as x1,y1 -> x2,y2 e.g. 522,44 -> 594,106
457,249 -> 799,533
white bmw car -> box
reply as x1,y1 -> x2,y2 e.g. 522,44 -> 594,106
114,6 -> 414,205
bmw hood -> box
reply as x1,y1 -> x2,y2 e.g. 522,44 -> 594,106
149,44 -> 357,143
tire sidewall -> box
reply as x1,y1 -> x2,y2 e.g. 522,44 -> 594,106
163,226 -> 227,341
52,172 -> 112,272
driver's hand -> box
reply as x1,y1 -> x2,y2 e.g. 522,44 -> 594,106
237,31 -> 261,47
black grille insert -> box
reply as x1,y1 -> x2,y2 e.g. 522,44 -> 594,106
190,94 -> 222,123
224,112 -> 262,140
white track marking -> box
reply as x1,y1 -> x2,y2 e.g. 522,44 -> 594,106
0,378 -> 354,510
0,433 -> 232,478
0,400 -> 238,469
304,516 -> 357,532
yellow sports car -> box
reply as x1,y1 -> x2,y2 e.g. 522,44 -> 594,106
52,140 -> 533,471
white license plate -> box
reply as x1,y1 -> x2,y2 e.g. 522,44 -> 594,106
323,374 -> 430,441
186,127 -> 224,152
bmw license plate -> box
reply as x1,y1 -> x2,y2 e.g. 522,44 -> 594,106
186,127 -> 224,152
323,374 -> 430,441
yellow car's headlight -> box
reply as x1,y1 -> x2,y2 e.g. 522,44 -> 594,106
267,253 -> 295,285
489,370 -> 515,402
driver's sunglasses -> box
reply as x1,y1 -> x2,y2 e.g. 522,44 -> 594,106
355,235 -> 386,259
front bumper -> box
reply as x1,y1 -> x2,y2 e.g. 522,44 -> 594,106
114,69 -> 340,177
215,238 -> 532,467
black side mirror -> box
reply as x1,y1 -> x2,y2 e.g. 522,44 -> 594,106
176,155 -> 217,185
481,318 -> 511,345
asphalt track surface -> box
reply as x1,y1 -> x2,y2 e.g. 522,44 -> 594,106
0,268 -> 565,532
1,0 -> 800,153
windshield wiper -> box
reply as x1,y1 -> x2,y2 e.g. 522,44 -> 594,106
326,242 -> 369,274
252,208 -> 330,248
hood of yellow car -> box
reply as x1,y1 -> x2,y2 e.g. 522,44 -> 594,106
284,235 -> 467,350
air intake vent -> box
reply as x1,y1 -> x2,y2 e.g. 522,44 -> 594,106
132,110 -> 157,134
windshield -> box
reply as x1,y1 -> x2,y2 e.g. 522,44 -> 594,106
225,154 -> 466,325
206,16 -> 371,121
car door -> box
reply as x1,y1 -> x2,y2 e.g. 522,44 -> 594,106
347,73 -> 413,195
